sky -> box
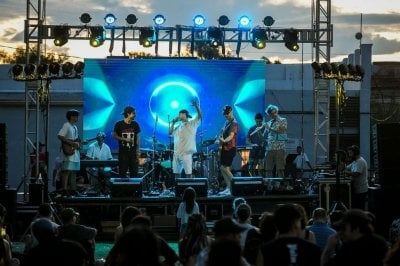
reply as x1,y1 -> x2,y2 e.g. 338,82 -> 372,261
0,0 -> 399,63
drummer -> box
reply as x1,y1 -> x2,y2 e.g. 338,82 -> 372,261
168,100 -> 202,178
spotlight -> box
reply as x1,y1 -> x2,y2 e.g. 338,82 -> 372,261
251,28 -> 267,49
153,14 -> 166,26
355,65 -> 365,78
321,62 -> 332,75
24,64 -> 36,76
338,64 -> 349,75
74,61 -> 84,75
48,62 -> 60,76
12,64 -> 23,77
126,14 -> 138,25
80,13 -> 92,24
218,15 -> 230,26
62,62 -> 74,76
311,62 -> 322,77
238,16 -> 250,27
207,27 -> 223,47
263,16 -> 275,27
193,15 -> 205,26
330,63 -> 339,75
283,29 -> 299,51
37,63 -> 48,77
104,13 -> 116,25
347,64 -> 357,75
139,27 -> 155,47
53,26 -> 69,47
90,26 -> 106,47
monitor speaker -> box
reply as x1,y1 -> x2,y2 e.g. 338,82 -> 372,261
231,177 -> 264,196
175,178 -> 208,198
110,177 -> 143,198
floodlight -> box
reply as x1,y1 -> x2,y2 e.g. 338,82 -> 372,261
330,63 -> 339,75
218,15 -> 230,26
338,64 -> 349,75
207,26 -> 223,47
126,14 -> 138,25
80,13 -> 92,24
321,62 -> 332,75
90,26 -> 106,47
48,62 -> 60,75
153,14 -> 166,26
139,27 -> 155,47
62,62 -> 74,76
12,64 -> 23,77
104,13 -> 116,25
24,64 -> 35,76
283,29 -> 299,51
263,16 -> 275,27
193,15 -> 205,26
74,61 -> 84,74
251,28 -> 267,49
238,16 -> 250,27
37,63 -> 48,76
53,26 -> 69,47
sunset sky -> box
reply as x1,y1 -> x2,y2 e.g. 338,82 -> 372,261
0,0 -> 399,63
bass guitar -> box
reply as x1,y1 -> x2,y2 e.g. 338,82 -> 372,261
61,137 -> 93,156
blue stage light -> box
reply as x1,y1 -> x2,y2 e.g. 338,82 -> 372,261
104,13 -> 116,25
153,14 -> 166,26
238,16 -> 250,27
193,15 -> 205,26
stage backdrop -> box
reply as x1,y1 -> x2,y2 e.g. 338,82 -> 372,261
83,59 -> 266,152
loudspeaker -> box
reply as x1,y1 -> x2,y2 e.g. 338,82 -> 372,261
175,178 -> 208,198
318,178 -> 351,210
0,188 -> 16,234
29,183 -> 44,205
231,177 -> 264,196
110,177 -> 143,198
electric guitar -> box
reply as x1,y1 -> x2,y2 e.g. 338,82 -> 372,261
61,137 -> 93,156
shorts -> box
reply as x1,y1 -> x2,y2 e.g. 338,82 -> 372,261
173,153 -> 193,175
220,148 -> 236,167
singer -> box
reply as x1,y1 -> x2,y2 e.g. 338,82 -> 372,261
168,100 -> 202,178
113,106 -> 141,177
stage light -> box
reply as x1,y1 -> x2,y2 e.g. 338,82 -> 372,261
12,64 -> 23,77
24,64 -> 35,76
37,63 -> 48,77
139,27 -> 155,47
62,62 -> 74,76
321,62 -> 332,75
218,15 -> 230,26
48,62 -> 60,76
338,64 -> 349,75
207,26 -> 223,47
80,13 -> 92,24
347,64 -> 356,75
251,28 -> 267,49
238,16 -> 250,27
90,26 -> 106,47
104,13 -> 116,25
311,62 -> 322,78
330,63 -> 339,75
193,15 -> 205,26
53,26 -> 69,47
74,61 -> 84,74
355,65 -> 364,78
153,14 -> 166,26
283,29 -> 299,51
263,16 -> 275,27
126,14 -> 138,25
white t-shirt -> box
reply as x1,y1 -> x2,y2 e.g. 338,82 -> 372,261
346,156 -> 369,194
294,152 -> 310,169
86,142 -> 113,160
58,122 -> 80,162
176,202 -> 200,225
172,118 -> 200,155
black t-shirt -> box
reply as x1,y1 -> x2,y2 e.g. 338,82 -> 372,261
113,120 -> 141,151
260,236 -> 321,266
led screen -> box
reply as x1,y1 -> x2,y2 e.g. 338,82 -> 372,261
83,58 -> 266,153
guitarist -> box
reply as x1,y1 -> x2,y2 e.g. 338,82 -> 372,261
217,105 -> 238,196
57,109 -> 81,194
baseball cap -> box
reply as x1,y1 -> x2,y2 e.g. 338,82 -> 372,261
213,217 -> 246,237
222,105 -> 232,115
179,109 -> 192,118
122,106 -> 135,115
60,207 -> 79,222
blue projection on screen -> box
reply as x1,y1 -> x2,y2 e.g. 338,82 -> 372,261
83,59 -> 266,152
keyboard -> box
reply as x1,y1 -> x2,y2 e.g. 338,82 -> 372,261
80,159 -> 118,168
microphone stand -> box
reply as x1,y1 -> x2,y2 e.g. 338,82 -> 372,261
149,115 -> 158,194
168,115 -> 173,170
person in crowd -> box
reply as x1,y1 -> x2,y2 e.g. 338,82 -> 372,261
320,210 -> 346,266
177,187 -> 200,239
235,203 -> 257,249
114,205 -> 142,242
306,207 -> 336,251
57,109 -> 81,194
293,146 -> 313,179
263,104 -> 287,178
293,203 -> 316,244
345,145 -> 369,209
195,217 -> 248,266
256,204 -> 321,266
85,132 -> 114,193
218,105 -> 238,195
179,213 -> 211,266
207,238 -> 244,266
324,209 -> 388,266
246,113 -> 266,176
169,100 -> 202,178
0,203 -> 19,266
113,106 -> 141,177
57,207 -> 97,266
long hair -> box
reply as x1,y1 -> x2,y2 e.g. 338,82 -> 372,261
180,214 -> 209,260
182,187 -> 196,214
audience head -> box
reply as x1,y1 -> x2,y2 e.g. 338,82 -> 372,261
236,203 -> 252,224
32,218 -> 58,244
259,211 -> 277,242
329,210 -> 346,231
120,206 -> 141,228
38,203 -> 53,218
312,207 -> 328,223
213,217 -> 245,241
182,186 -> 196,202
186,213 -> 207,237
60,207 -> 79,224
232,197 -> 246,218
207,238 -> 242,266
273,204 -> 303,236
336,209 -> 373,242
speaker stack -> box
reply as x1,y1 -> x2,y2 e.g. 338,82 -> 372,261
110,177 -> 143,198
175,178 -> 208,198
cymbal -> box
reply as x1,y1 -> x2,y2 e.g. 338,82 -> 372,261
201,139 -> 216,147
140,148 -> 153,152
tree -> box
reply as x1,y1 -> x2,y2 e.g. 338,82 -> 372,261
0,45 -> 69,64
